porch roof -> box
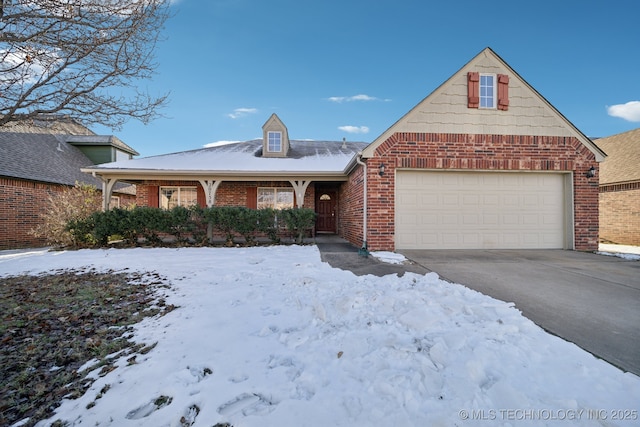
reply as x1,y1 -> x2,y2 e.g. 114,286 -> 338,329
82,139 -> 368,180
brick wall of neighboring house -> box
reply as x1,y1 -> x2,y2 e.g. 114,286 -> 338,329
0,177 -> 136,249
599,182 -> 640,245
0,177 -> 66,249
365,132 -> 599,251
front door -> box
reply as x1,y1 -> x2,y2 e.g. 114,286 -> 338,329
315,191 -> 337,233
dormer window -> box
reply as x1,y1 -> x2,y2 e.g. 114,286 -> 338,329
261,113 -> 290,157
267,131 -> 282,152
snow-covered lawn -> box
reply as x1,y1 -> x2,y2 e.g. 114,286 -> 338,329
1,246 -> 639,427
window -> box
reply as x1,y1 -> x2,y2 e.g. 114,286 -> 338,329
267,131 -> 282,152
257,187 -> 294,209
468,72 -> 509,110
479,74 -> 496,109
160,186 -> 197,209
110,196 -> 120,209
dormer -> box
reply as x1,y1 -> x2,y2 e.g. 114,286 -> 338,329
262,113 -> 289,157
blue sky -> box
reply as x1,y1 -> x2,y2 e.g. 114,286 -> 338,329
95,0 -> 640,157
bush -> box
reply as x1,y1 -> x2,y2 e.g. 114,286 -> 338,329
67,206 -> 318,248
280,208 -> 316,244
31,183 -> 102,248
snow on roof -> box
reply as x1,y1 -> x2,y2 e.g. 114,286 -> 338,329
88,139 -> 369,174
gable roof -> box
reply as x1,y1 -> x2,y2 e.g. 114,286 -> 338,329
594,128 -> 640,184
362,47 -> 606,162
0,131 -> 108,187
82,139 -> 368,179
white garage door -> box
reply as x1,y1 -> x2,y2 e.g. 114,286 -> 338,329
396,171 -> 566,249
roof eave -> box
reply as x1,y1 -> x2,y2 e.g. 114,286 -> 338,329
81,168 -> 351,182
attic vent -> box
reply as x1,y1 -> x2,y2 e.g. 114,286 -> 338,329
342,137 -> 347,149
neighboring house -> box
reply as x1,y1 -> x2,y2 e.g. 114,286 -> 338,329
594,128 -> 640,245
83,48 -> 605,252
0,116 -> 138,249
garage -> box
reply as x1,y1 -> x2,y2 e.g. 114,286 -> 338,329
395,170 -> 570,249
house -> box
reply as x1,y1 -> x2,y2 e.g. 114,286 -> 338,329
0,116 -> 138,249
594,128 -> 640,245
83,48 -> 605,252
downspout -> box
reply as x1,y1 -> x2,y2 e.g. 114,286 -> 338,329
356,153 -> 369,257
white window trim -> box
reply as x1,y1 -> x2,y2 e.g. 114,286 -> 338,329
479,73 -> 497,109
160,186 -> 198,209
257,187 -> 294,209
267,131 -> 282,152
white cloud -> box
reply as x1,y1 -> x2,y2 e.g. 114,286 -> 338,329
203,140 -> 241,148
227,107 -> 258,119
328,94 -> 379,103
338,125 -> 370,134
606,101 -> 640,122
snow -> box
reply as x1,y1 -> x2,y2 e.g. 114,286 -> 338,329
1,246 -> 639,427
87,140 -> 366,173
598,243 -> 640,261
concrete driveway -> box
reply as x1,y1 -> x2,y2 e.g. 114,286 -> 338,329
398,249 -> 640,376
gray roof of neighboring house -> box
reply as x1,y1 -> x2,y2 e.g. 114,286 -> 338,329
594,128 -> 640,185
0,131 -> 108,187
86,139 -> 369,174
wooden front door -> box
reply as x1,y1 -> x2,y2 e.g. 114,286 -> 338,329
315,191 -> 337,233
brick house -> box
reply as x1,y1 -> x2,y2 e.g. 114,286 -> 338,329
84,48 -> 605,252
594,128 -> 640,245
0,117 -> 138,249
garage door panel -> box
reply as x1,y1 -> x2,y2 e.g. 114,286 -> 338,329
396,171 -> 565,249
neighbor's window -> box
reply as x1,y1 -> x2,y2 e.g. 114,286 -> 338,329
110,195 -> 121,209
257,187 -> 294,209
160,186 -> 197,209
479,74 -> 496,109
267,131 -> 282,152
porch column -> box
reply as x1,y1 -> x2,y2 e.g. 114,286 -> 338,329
289,180 -> 312,208
198,179 -> 222,243
198,179 -> 222,207
101,178 -> 118,211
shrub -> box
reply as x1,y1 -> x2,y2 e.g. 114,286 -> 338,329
31,183 -> 102,248
280,208 -> 316,244
233,207 -> 259,245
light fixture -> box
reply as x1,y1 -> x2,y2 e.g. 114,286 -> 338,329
586,166 -> 596,178
378,163 -> 385,176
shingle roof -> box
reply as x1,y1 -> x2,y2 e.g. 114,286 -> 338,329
0,116 -> 96,135
0,131 -> 106,187
594,128 -> 640,184
87,139 -> 369,174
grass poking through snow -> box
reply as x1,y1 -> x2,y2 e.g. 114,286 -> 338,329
0,268 -> 175,427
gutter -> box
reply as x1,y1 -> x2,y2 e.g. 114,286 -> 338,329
355,153 -> 369,257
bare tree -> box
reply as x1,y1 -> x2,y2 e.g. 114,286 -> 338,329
0,0 -> 171,128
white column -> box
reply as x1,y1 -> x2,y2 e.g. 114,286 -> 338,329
289,180 -> 311,208
101,178 -> 118,211
198,179 -> 222,207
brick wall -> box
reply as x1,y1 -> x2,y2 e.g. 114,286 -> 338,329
138,180 -> 316,208
339,165 -> 365,247
1,177 -> 136,250
361,132 -> 599,251
599,182 -> 640,245
0,177 -> 64,249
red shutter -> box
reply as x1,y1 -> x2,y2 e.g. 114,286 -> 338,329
197,184 -> 206,207
246,187 -> 257,209
147,185 -> 159,208
467,72 -> 479,108
497,74 -> 509,111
